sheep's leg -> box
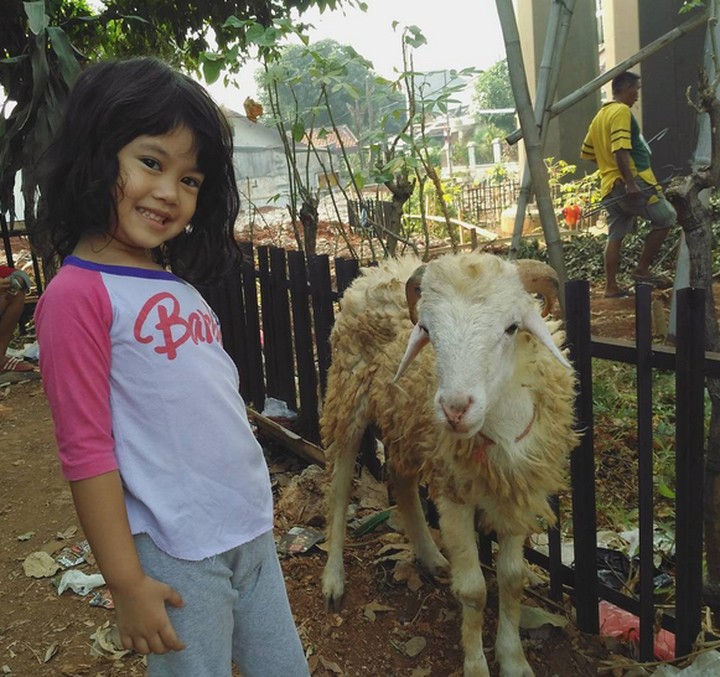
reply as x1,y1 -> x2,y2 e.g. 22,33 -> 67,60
321,421 -> 367,611
495,532 -> 534,677
437,497 -> 490,677
390,469 -> 449,574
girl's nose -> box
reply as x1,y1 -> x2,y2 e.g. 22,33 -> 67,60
153,178 -> 179,203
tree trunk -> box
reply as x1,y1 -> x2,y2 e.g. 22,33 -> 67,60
384,170 -> 415,257
672,66 -> 720,618
299,198 -> 318,258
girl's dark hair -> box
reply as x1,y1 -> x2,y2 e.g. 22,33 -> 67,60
36,56 -> 240,283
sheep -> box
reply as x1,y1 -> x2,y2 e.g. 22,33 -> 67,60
320,251 -> 579,677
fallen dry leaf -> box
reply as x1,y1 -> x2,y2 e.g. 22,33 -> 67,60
393,561 -> 423,591
363,600 -> 394,621
43,643 -> 58,663
89,621 -> 130,661
403,636 -> 427,657
357,468 -> 388,510
410,667 -> 431,676
319,655 -> 343,674
56,525 -> 78,541
22,551 -> 60,578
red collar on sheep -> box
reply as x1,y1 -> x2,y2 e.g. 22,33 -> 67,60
472,405 -> 536,464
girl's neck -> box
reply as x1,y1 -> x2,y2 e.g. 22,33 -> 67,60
73,233 -> 164,271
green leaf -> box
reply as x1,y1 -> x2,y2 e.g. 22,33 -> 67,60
47,27 -> 80,87
658,482 -> 675,499
222,15 -> 247,29
0,55 -> 30,65
245,23 -> 267,45
291,121 -> 305,143
201,57 -> 223,85
352,508 -> 393,536
351,172 -> 366,191
24,1 -> 48,36
404,25 -> 427,49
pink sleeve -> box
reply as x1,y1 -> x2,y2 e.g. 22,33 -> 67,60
36,268 -> 119,481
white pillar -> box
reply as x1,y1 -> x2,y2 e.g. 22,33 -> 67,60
492,138 -> 502,164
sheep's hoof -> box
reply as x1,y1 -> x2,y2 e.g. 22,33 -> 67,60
417,551 -> 450,577
321,573 -> 345,613
323,590 -> 344,613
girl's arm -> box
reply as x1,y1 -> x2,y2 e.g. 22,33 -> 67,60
71,471 -> 186,655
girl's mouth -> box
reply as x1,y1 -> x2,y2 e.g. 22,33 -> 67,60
137,207 -> 167,225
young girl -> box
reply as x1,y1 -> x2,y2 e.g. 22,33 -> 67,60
35,57 -> 309,677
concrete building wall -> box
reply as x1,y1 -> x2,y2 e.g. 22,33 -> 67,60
516,0 -> 600,173
600,0 -> 640,104
637,0 -> 704,176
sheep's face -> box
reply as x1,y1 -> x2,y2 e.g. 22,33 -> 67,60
394,253 -> 569,438
420,271 -> 528,437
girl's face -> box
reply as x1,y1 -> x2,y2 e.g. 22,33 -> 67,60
110,125 -> 204,263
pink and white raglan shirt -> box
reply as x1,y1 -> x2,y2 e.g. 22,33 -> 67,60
36,256 -> 273,560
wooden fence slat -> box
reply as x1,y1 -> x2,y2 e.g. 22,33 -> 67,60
268,247 -> 297,411
226,264 -> 251,403
239,242 -> 265,409
288,251 -> 320,444
257,246 -> 278,399
308,255 -> 335,395
674,287 -> 706,658
335,257 -> 360,297
635,283 -> 656,661
565,279 -> 600,634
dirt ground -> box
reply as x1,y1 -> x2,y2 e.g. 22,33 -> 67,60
0,280 -> 661,677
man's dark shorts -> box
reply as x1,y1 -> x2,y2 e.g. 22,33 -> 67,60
604,176 -> 676,241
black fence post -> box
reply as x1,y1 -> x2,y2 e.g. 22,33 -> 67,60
288,251 -> 320,444
635,283 -> 656,661
335,256 -> 360,297
674,287 -> 705,658
308,255 -> 335,396
239,242 -> 265,409
564,279 -> 600,634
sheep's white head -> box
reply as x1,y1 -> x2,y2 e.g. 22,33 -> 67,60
393,253 -> 570,438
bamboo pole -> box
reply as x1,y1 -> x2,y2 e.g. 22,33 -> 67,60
510,0 -> 576,259
505,9 -> 710,146
496,0 -> 568,308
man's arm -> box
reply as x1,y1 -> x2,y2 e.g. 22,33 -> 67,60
614,148 -> 641,197
71,471 -> 186,655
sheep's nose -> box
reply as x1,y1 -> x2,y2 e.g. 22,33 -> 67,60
440,395 -> 472,429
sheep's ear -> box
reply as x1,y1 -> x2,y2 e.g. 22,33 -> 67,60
521,305 -> 572,369
405,265 -> 426,324
393,323 -> 430,382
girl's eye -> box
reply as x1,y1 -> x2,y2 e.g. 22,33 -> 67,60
141,157 -> 160,170
182,176 -> 203,189
505,322 -> 519,335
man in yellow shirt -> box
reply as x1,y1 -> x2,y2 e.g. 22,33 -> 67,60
581,71 -> 676,298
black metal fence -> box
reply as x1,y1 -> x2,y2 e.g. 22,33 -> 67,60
459,180 -> 565,228
346,199 -> 393,234
199,244 -> 714,663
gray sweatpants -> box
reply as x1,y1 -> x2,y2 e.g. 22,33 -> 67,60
134,531 -> 309,677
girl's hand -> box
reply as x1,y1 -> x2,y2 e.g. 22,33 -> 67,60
112,574 -> 186,655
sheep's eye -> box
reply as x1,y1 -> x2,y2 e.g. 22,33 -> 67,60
419,323 -> 430,338
505,322 -> 519,335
